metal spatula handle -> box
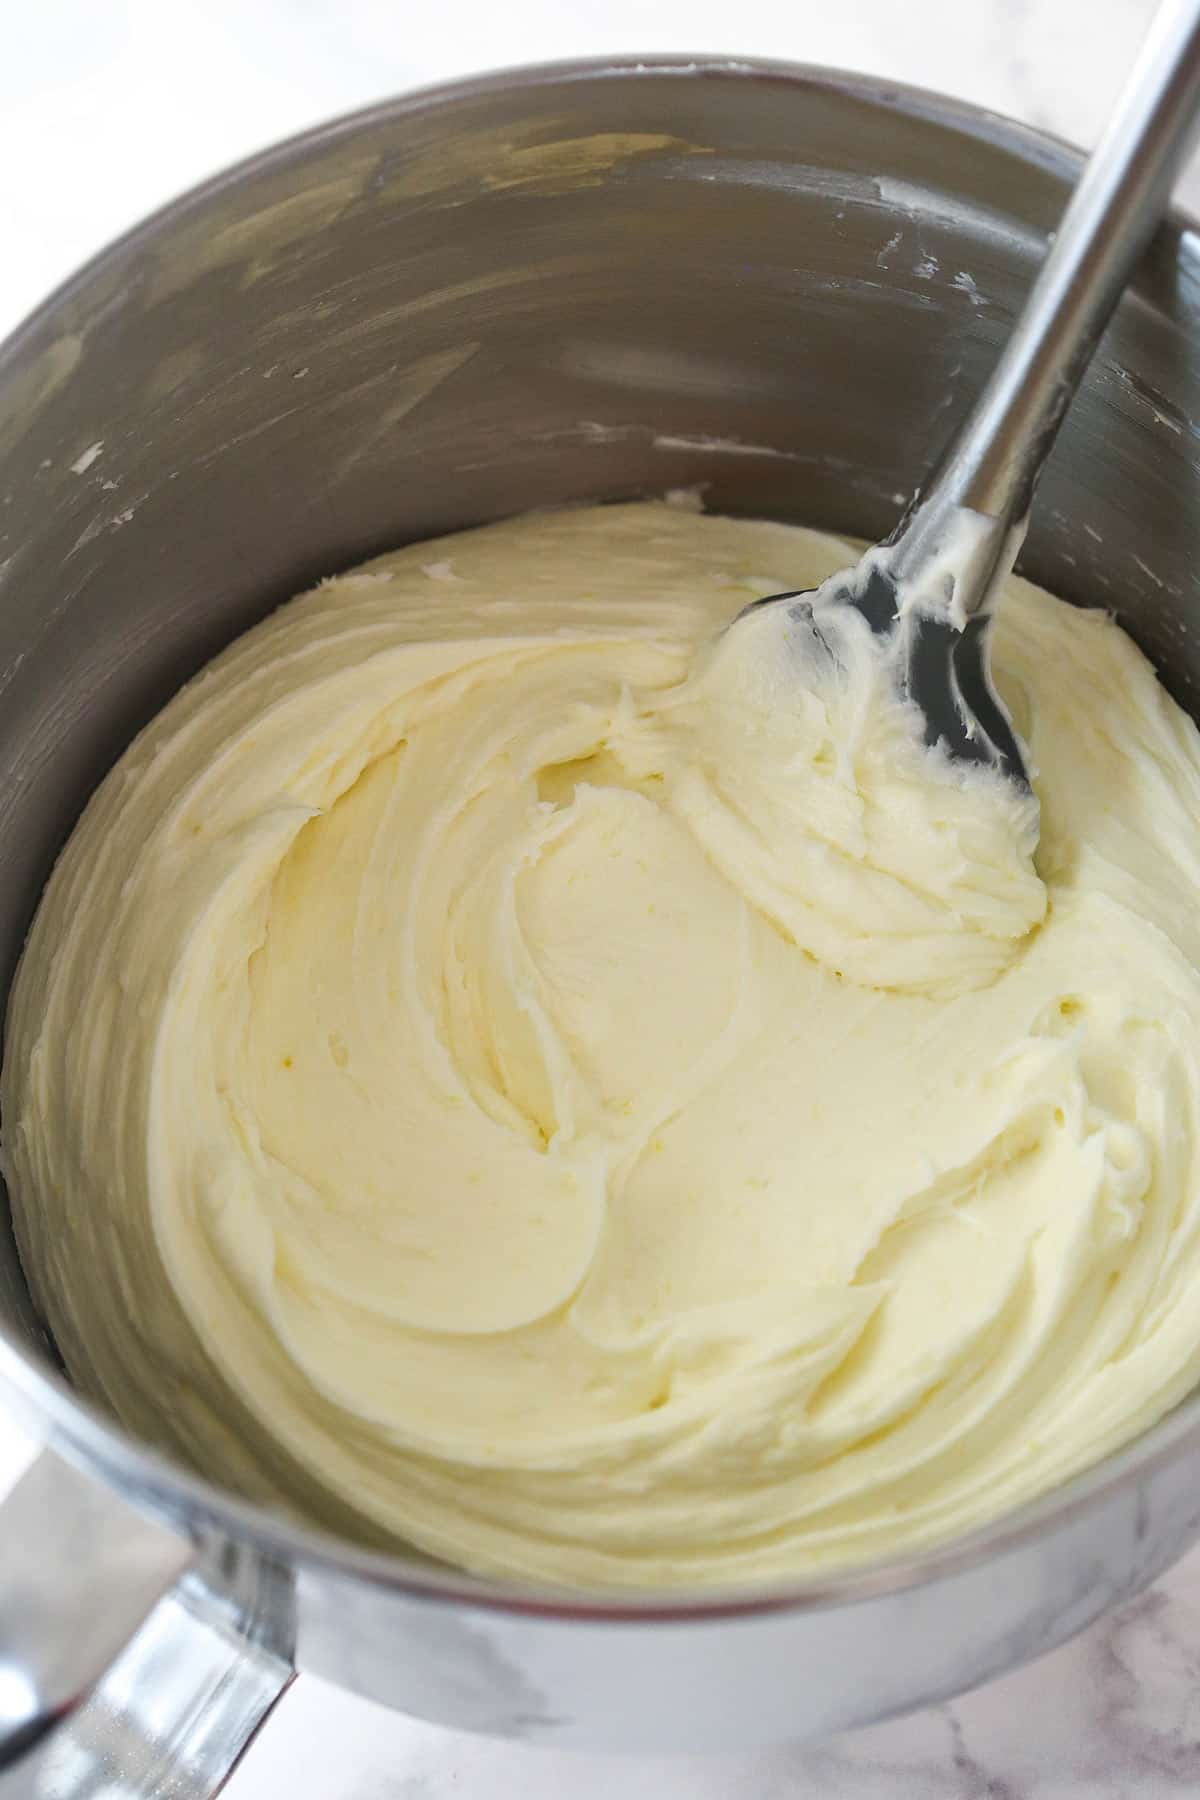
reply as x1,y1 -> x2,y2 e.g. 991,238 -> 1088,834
893,0 -> 1200,608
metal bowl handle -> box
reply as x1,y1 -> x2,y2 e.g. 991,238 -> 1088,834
0,1421 -> 293,1796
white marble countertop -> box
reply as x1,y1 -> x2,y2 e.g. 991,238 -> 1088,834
7,1 -> 1200,1795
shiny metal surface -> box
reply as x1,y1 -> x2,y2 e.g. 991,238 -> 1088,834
3,54 -> 1200,1786
0,1416 -> 294,1792
0,1438 -> 191,1769
1,1574 -> 294,1800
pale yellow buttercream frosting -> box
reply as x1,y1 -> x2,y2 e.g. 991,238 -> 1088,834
6,500 -> 1200,1590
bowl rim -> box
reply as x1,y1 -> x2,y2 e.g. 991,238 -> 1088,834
3,48 -> 1198,1622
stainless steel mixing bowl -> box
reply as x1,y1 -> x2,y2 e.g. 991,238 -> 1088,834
3,54 -> 1200,1797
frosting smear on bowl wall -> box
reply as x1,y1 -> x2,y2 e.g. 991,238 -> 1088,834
5,499 -> 1200,1590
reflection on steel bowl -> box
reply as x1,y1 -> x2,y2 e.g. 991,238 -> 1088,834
1,55 -> 1200,1791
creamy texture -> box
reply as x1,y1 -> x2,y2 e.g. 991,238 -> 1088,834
7,500 -> 1200,1590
